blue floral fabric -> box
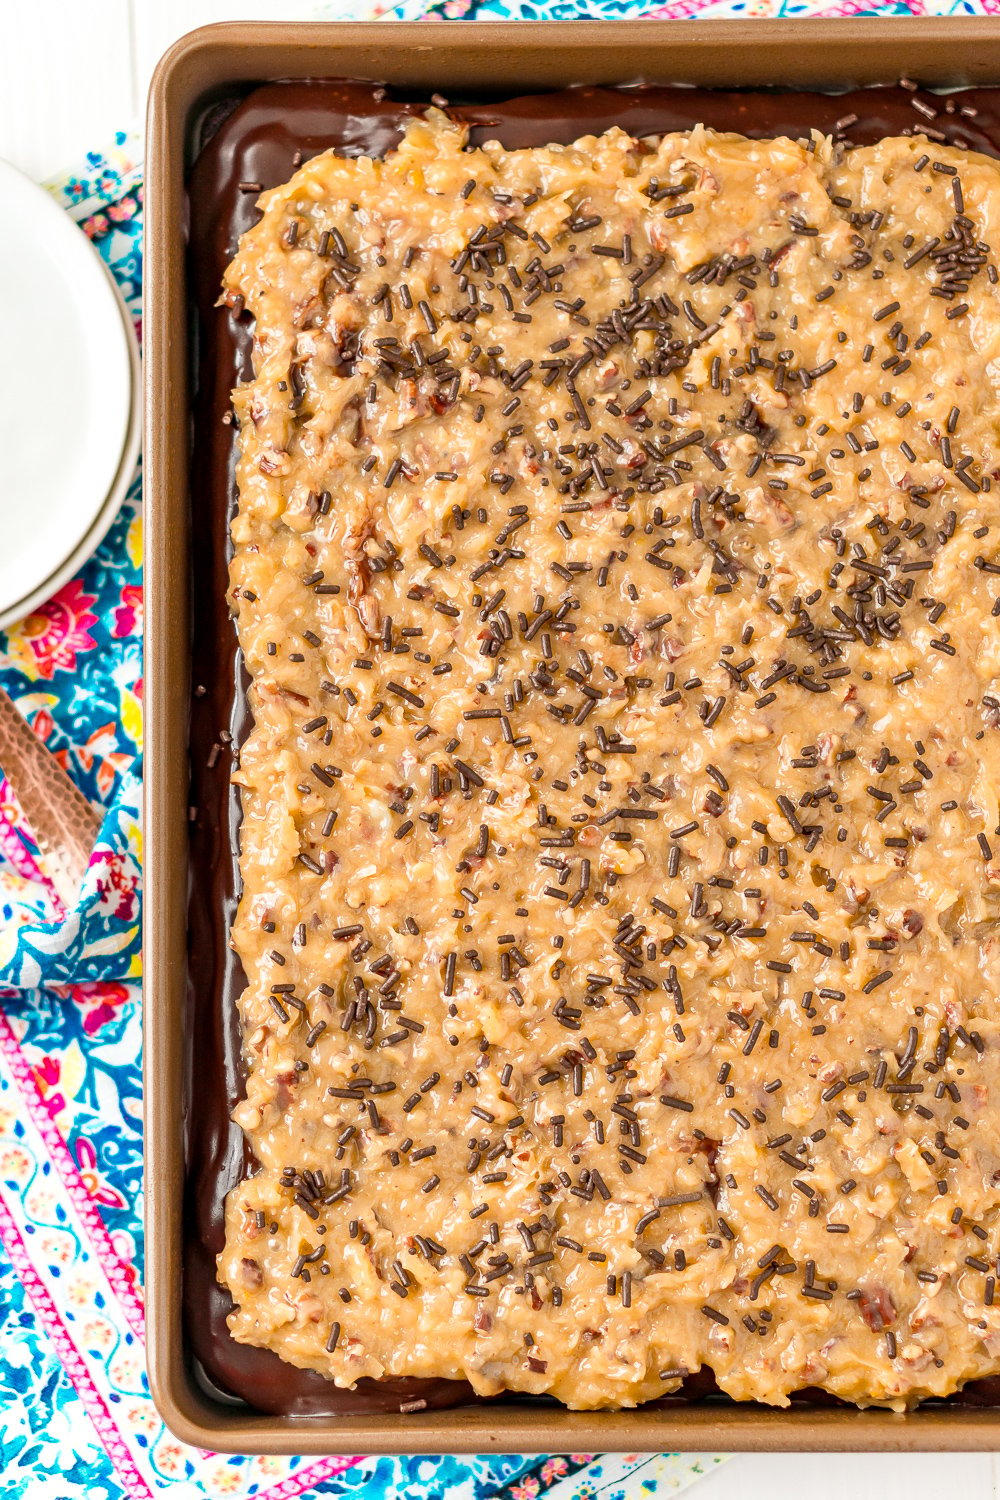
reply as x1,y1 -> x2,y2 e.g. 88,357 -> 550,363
0,132 -> 143,990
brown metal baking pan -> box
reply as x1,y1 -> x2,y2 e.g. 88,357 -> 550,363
145,17 -> 1000,1454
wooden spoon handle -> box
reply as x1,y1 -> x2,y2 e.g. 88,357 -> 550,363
0,682 -> 103,908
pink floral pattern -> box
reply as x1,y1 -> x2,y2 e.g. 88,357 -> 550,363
74,1135 -> 127,1209
6,579 -> 99,682
33,1053 -> 69,1123
69,982 -> 131,1037
112,583 -> 142,640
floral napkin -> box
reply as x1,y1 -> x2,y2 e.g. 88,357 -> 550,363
0,134 -> 142,990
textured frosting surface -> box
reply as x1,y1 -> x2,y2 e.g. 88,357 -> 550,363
221,114 -> 1000,1409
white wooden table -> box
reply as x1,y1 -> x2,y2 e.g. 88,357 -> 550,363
0,0 -> 289,181
2,3 -> 1000,1495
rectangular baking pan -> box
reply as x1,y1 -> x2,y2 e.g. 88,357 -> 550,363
145,16 -> 1000,1454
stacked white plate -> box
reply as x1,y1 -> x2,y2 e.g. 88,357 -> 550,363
0,159 -> 141,630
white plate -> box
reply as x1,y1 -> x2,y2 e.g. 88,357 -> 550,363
0,259 -> 142,630
0,159 -> 135,622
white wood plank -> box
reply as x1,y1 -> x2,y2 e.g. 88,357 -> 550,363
0,0 -> 135,178
692,1451 -> 997,1500
132,0 -> 298,112
0,0 -> 332,181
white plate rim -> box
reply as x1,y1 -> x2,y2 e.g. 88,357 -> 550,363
0,259 -> 141,632
0,158 -> 136,621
